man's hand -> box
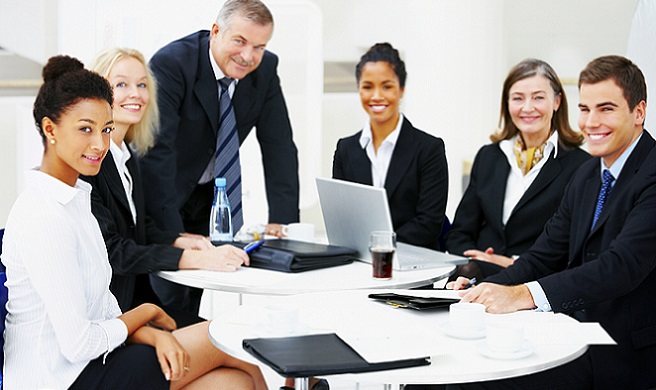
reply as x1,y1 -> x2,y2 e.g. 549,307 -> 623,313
464,247 -> 515,268
459,283 -> 537,314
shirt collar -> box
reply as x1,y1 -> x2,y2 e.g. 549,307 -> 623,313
499,130 -> 561,160
26,169 -> 91,205
601,131 -> 643,179
109,139 -> 131,165
209,47 -> 226,81
359,114 -> 405,149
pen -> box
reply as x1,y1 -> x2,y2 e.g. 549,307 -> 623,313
244,239 -> 265,254
463,277 -> 477,289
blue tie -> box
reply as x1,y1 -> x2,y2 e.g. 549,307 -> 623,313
214,78 -> 243,233
591,169 -> 615,230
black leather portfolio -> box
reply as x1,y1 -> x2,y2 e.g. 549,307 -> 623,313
368,293 -> 459,311
242,333 -> 431,377
232,239 -> 357,273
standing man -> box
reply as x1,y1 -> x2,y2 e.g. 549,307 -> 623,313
141,0 -> 299,313
450,55 -> 656,389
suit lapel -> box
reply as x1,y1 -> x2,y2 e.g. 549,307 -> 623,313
103,151 -> 133,215
385,119 -> 415,196
590,131 -> 655,234
233,72 -> 257,143
511,149 -> 561,214
346,133 -> 373,185
193,35 -> 219,135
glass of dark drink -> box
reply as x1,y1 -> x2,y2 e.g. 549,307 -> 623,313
369,231 -> 396,279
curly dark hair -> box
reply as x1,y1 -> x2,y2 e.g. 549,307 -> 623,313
355,42 -> 407,88
33,55 -> 113,142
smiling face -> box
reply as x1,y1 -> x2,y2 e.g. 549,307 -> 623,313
508,75 -> 561,147
41,98 -> 113,185
210,15 -> 273,80
108,56 -> 149,132
358,61 -> 404,130
578,79 -> 645,167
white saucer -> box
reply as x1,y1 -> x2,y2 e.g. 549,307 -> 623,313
254,323 -> 309,338
477,340 -> 534,360
439,321 -> 486,339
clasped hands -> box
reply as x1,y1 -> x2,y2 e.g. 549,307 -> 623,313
447,277 -> 537,314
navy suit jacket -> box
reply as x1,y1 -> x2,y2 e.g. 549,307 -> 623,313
487,131 -> 656,388
447,141 -> 590,257
141,30 -> 300,233
81,150 -> 182,311
332,117 -> 448,249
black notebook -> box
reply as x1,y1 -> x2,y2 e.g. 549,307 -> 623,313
230,239 -> 357,273
242,333 -> 431,378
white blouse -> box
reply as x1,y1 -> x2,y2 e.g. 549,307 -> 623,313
2,170 -> 128,390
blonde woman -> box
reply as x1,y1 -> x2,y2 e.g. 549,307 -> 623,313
82,48 -> 249,322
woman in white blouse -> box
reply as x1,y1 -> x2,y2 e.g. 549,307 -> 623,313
0,55 -> 266,389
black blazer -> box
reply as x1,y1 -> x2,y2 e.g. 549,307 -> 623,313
447,141 -> 590,256
487,131 -> 656,388
141,30 -> 300,233
81,150 -> 182,311
332,117 -> 448,249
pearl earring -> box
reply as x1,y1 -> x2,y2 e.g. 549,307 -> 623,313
50,139 -> 55,145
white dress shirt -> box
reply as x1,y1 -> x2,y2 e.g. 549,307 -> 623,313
498,130 -> 559,225
110,140 -> 137,224
359,114 -> 404,188
2,170 -> 128,390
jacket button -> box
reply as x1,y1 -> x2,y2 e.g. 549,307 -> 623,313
208,148 -> 214,155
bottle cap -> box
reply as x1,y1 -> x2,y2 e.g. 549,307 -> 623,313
215,177 -> 226,187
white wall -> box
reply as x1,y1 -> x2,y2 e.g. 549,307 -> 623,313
0,0 -> 646,227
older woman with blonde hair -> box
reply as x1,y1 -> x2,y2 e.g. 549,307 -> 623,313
81,48 -> 250,323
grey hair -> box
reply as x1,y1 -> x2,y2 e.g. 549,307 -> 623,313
215,0 -> 274,32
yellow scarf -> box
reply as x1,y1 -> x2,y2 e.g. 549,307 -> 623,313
513,136 -> 547,175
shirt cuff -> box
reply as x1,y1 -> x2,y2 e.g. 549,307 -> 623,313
101,317 -> 129,353
526,281 -> 552,312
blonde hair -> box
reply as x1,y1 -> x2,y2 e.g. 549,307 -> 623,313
90,47 -> 159,156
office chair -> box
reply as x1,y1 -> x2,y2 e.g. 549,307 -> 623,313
438,216 -> 451,252
1,227 -> 6,387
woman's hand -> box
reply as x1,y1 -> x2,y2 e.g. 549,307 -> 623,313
179,244 -> 249,271
174,233 -> 214,250
148,306 -> 177,332
464,247 -> 516,268
152,330 -> 190,381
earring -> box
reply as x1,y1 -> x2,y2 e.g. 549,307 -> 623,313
50,139 -> 55,145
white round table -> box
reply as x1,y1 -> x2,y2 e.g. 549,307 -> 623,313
157,261 -> 453,295
208,289 -> 592,386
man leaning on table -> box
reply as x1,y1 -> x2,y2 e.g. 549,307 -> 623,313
445,55 -> 656,389
140,0 -> 300,314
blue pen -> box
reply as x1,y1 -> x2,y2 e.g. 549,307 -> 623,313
244,239 -> 265,254
463,277 -> 477,289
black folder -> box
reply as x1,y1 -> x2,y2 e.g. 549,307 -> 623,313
231,239 -> 357,273
242,333 -> 431,378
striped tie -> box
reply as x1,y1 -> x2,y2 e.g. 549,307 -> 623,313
214,78 -> 243,233
591,169 -> 615,230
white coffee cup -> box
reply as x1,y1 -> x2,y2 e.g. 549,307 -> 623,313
282,223 -> 315,242
449,302 -> 486,331
486,322 -> 525,352
264,305 -> 299,336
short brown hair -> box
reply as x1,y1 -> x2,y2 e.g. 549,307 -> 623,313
578,55 -> 647,111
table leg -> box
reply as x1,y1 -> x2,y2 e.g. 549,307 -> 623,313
383,384 -> 392,390
295,377 -> 310,390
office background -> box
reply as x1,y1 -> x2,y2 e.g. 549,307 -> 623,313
0,0 -> 654,233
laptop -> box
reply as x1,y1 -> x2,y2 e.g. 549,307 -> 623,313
315,177 -> 469,270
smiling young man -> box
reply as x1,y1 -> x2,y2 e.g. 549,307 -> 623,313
448,55 -> 656,389
140,0 -> 299,314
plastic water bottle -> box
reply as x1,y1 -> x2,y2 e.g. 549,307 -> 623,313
209,177 -> 233,242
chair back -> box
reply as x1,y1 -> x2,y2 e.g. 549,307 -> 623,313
1,227 -> 6,386
438,216 -> 452,252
